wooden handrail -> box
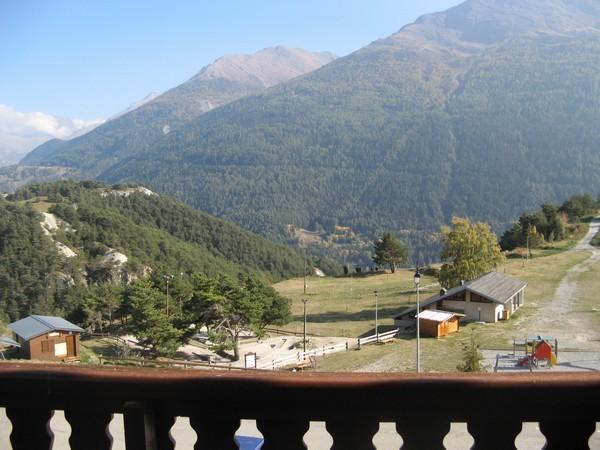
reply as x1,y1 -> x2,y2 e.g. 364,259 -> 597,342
1,362 -> 599,449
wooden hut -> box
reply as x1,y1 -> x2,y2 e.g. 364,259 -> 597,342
8,315 -> 84,362
418,310 -> 463,338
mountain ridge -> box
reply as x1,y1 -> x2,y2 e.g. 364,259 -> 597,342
21,46 -> 336,173
13,0 -> 600,262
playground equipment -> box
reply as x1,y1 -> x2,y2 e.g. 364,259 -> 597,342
515,336 -> 558,369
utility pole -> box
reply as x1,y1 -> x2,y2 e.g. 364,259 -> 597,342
374,290 -> 379,343
179,272 -> 184,314
164,274 -> 174,316
303,249 -> 307,295
414,266 -> 421,373
302,298 -> 309,352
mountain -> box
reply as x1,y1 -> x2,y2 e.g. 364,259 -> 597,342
0,104 -> 105,168
0,165 -> 78,193
18,0 -> 600,261
106,92 -> 161,121
0,180 -> 332,321
21,46 -> 336,175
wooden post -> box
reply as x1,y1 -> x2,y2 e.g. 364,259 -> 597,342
123,402 -> 158,450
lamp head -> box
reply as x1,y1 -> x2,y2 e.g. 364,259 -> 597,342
414,266 -> 421,286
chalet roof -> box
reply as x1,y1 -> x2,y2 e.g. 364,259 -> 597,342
418,310 -> 461,323
8,315 -> 84,341
395,271 -> 527,319
467,271 -> 527,304
0,335 -> 20,348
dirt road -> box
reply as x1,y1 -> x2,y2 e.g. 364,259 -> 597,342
517,218 -> 600,350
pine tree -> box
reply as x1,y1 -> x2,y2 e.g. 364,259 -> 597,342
457,332 -> 483,372
190,274 -> 291,361
126,278 -> 182,356
372,232 -> 408,273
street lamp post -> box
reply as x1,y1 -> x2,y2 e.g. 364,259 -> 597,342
414,266 -> 421,373
374,290 -> 379,343
302,298 -> 309,352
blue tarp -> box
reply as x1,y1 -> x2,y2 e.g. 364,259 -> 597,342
235,436 -> 263,450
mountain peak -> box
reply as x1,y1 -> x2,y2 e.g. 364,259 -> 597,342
20,45 -> 336,174
193,46 -> 336,88
381,0 -> 600,54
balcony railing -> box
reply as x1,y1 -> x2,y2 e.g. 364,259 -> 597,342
0,362 -> 599,449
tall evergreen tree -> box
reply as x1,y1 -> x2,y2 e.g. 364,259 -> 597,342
190,274 -> 291,361
372,232 -> 408,273
126,278 -> 183,356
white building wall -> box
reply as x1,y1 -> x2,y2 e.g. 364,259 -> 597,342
431,287 -> 525,323
463,302 -> 499,322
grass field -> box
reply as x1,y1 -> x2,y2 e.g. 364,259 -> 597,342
274,223 -> 595,372
275,270 -> 439,337
17,196 -> 53,213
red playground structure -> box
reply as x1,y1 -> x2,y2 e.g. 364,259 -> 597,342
515,336 -> 558,369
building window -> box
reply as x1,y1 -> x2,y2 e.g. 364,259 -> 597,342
41,341 -> 50,353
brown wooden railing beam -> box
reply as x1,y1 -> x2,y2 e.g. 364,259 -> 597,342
0,363 -> 599,450
123,402 -> 158,450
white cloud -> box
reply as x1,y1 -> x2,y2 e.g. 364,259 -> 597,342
0,104 -> 104,166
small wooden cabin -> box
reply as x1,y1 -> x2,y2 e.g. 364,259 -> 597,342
8,315 -> 84,362
418,310 -> 462,338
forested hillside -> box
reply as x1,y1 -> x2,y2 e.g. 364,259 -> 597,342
21,46 -> 335,176
16,0 -> 600,261
0,181 -> 324,322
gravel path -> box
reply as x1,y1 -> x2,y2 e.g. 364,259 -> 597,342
519,218 -> 600,350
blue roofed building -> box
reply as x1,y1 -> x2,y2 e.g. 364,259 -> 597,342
8,315 -> 84,362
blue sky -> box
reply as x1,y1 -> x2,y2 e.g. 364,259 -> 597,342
1,0 -> 462,120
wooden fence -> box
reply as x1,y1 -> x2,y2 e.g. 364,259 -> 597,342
256,342 -> 352,370
98,356 -> 249,371
94,328 -> 399,372
357,328 -> 399,349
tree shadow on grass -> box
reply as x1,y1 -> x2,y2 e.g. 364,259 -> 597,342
293,307 -> 402,324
